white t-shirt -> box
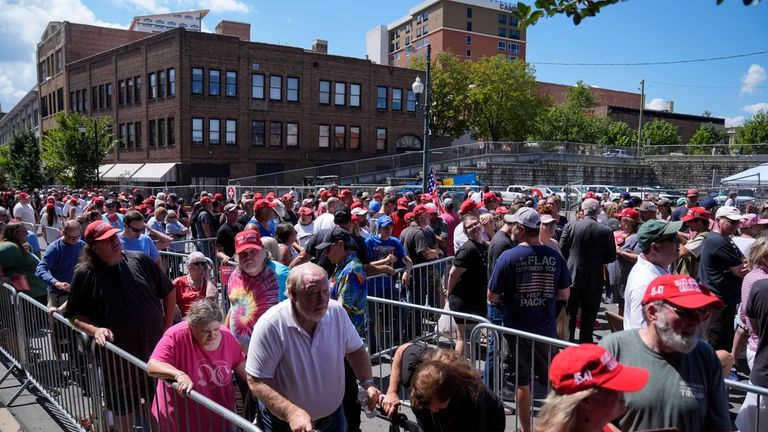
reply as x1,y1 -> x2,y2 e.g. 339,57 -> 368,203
732,236 -> 756,259
453,223 -> 468,253
246,299 -> 363,420
295,221 -> 315,248
314,212 -> 336,231
13,202 -> 35,226
623,254 -> 669,330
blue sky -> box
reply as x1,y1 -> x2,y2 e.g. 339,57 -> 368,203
0,0 -> 765,127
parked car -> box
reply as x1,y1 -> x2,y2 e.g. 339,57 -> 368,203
500,185 -> 533,203
603,149 -> 631,158
715,188 -> 756,207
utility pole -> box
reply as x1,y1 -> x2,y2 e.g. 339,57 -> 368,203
637,79 -> 644,156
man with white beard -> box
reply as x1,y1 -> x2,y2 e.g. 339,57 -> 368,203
599,274 -> 731,432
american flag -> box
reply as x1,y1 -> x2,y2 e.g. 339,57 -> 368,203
427,165 -> 438,198
516,272 -> 555,293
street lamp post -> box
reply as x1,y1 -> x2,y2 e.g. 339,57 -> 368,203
412,44 -> 431,194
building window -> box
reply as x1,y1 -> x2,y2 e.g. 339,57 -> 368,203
508,55 -> 518,61
149,120 -> 156,146
466,21 -> 472,32
334,82 -> 346,106
466,35 -> 472,45
392,88 -> 403,111
157,70 -> 165,98
55,49 -> 62,74
349,126 -> 360,150
134,76 -> 142,103
376,128 -> 387,151
407,90 -> 416,112
466,7 -> 472,18
209,119 -> 220,145
319,125 -> 330,148
135,122 -> 142,147
287,77 -> 299,102
118,80 -> 125,105
270,122 -> 282,147
106,83 -> 112,108
209,69 -> 221,96
376,86 -> 387,110
225,119 -> 237,145
192,118 -> 204,145
319,80 -> 330,105
350,84 -> 361,107
334,126 -> 345,149
405,36 -> 411,45
423,11 -> 428,20
83,90 -> 88,112
192,68 -> 203,95
270,75 -> 282,101
99,85 -> 105,109
226,71 -> 237,97
149,73 -> 157,99
252,73 -> 265,99
417,27 -> 422,37
499,14 -> 507,24
167,118 -> 175,145
509,16 -> 519,27
127,123 -> 134,147
91,87 -> 98,110
509,43 -> 520,53
466,49 -> 472,58
286,122 -> 299,147
498,41 -> 506,51
158,118 -> 166,146
423,25 -> 428,35
167,68 -> 175,96
252,120 -> 265,146
119,124 -> 127,147
509,30 -> 521,39
126,79 -> 133,104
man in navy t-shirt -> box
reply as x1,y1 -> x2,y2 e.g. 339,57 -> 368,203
488,207 -> 570,432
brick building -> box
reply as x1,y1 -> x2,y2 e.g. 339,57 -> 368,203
592,105 -> 725,144
62,22 -> 424,184
537,81 -> 641,109
367,0 -> 525,68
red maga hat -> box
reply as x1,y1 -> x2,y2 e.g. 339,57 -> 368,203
235,230 -> 264,254
642,274 -> 724,310
84,221 -> 120,245
549,344 -> 649,395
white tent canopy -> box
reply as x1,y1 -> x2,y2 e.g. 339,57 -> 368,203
721,163 -> 768,185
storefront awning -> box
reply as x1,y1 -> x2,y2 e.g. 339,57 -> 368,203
100,163 -> 144,181
130,163 -> 178,183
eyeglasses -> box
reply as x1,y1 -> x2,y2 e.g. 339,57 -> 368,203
464,222 -> 480,231
661,303 -> 711,321
63,233 -> 80,241
189,262 -> 208,267
128,225 -> 144,233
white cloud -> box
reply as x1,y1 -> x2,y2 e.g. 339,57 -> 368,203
741,64 -> 766,95
645,97 -> 666,110
113,0 -> 170,14
725,116 -> 746,127
743,102 -> 768,115
197,0 -> 250,14
0,0 -> 124,110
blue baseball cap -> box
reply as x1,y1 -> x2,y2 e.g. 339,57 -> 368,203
377,215 -> 393,228
369,201 -> 381,213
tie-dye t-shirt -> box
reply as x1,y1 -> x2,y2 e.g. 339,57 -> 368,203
227,266 -> 279,351
330,253 -> 367,337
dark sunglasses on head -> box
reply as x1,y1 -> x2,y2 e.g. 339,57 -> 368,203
189,262 -> 208,267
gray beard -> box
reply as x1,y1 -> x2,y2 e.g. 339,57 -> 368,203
655,312 -> 700,354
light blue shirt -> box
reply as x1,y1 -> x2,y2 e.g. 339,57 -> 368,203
118,233 -> 160,261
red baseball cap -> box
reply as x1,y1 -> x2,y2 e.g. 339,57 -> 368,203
459,199 -> 477,215
253,199 -> 278,212
680,207 -> 710,222
686,189 -> 699,197
254,192 -> 264,200
403,212 -> 415,222
642,274 -> 725,309
84,221 -> 120,245
298,207 -> 314,216
495,206 -> 509,215
616,208 -> 640,221
18,192 -> 28,200
281,193 -> 293,201
46,197 -> 55,203
200,196 -> 211,204
340,189 -> 352,197
235,230 -> 263,254
70,198 -> 78,205
550,344 -> 649,395
420,193 -> 432,203
350,201 -> 363,210
483,192 -> 498,202
397,197 -> 409,211
413,204 -> 428,216
94,196 -> 104,204
213,193 -> 224,202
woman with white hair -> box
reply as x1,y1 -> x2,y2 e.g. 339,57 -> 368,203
174,252 -> 217,317
148,299 -> 246,431
164,210 -> 189,253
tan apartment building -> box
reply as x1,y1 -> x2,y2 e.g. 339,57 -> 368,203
367,0 -> 526,68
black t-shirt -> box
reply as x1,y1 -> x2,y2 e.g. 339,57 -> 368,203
404,226 -> 431,266
747,278 -> 768,387
216,222 -> 243,258
449,239 -> 489,316
65,251 -> 174,361
283,209 -> 298,225
698,231 -> 744,305
399,342 -> 505,432
488,229 -> 516,279
305,227 -> 369,277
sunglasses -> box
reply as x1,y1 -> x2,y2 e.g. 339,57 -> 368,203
661,303 -> 711,321
189,262 -> 208,267
128,225 -> 144,233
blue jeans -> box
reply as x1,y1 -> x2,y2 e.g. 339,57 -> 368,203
484,303 -> 505,390
259,403 -> 346,432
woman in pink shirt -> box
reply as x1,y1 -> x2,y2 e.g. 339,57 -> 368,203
148,299 -> 246,432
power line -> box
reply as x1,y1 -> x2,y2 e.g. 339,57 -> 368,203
530,50 -> 768,66
649,81 -> 766,89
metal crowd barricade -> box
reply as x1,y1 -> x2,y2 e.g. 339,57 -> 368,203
160,251 -> 226,310
468,323 -> 574,432
0,283 -> 25,390
727,378 -> 768,432
13,293 -> 100,429
168,237 -> 217,255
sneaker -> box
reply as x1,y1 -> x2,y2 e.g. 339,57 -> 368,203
727,369 -> 739,381
502,385 -> 515,401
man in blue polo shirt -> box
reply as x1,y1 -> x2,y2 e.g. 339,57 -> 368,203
35,219 -> 85,308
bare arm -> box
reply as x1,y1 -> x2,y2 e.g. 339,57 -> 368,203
247,376 -> 312,432
730,262 -> 748,278
346,345 -> 381,411
73,315 -> 113,346
382,343 -> 412,417
446,265 -> 466,296
487,288 -> 501,303
147,358 -> 194,395
162,289 -> 176,329
557,287 -> 570,301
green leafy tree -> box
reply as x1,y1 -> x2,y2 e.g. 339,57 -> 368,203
6,128 -> 49,189
513,0 -> 757,28
595,118 -> 635,146
734,111 -> 768,154
408,52 -> 472,138
640,119 -> 681,146
41,112 -> 115,188
467,56 -> 548,142
532,104 -> 595,143
566,80 -> 597,109
0,144 -> 10,188
688,123 -> 724,155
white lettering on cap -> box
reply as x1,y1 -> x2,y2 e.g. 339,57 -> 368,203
574,370 -> 593,385
649,286 -> 664,297
674,278 -> 701,293
599,351 -> 618,371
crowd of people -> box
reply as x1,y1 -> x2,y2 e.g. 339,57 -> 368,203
0,184 -> 767,431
